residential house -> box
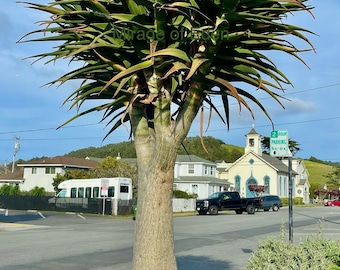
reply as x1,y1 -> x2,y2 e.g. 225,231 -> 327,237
174,155 -> 231,199
0,156 -> 98,193
216,127 -> 310,203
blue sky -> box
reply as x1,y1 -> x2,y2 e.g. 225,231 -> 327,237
1,0 -> 339,164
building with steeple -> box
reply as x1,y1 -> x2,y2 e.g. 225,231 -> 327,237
216,127 -> 310,203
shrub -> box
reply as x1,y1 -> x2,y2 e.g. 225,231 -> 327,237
246,220 -> 340,270
173,189 -> 197,199
281,197 -> 304,206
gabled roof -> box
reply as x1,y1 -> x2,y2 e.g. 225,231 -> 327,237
0,170 -> 24,182
175,155 -> 215,164
227,151 -> 297,175
17,156 -> 98,169
175,176 -> 231,185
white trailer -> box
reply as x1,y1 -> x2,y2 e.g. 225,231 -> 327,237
56,177 -> 133,200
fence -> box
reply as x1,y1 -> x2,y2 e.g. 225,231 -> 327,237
0,195 -> 135,216
0,196 -> 195,215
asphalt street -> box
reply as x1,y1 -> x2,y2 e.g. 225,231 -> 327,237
0,206 -> 340,270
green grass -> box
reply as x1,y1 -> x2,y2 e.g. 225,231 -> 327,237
303,160 -> 336,197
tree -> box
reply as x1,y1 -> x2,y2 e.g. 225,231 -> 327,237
261,136 -> 301,156
29,186 -> 46,196
325,166 -> 340,190
20,1 -> 314,269
93,156 -> 138,196
52,170 -> 95,192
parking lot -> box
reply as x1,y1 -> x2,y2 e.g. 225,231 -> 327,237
1,206 -> 340,270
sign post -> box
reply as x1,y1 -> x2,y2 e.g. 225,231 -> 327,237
101,179 -> 109,215
270,130 -> 293,243
270,130 -> 289,157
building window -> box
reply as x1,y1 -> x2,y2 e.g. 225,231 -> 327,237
249,138 -> 254,147
204,166 -> 208,175
284,177 -> 287,197
45,167 -> 56,174
192,184 -> 198,194
264,176 -> 270,194
210,167 -> 214,176
188,164 -> 194,174
235,175 -> 241,193
31,167 -> 37,174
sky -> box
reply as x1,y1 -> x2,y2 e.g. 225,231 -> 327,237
0,0 -> 339,165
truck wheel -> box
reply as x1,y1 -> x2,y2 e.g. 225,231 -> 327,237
246,204 -> 255,214
272,205 -> 279,211
235,209 -> 243,214
208,205 -> 219,215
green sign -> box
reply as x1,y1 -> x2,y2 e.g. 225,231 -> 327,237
270,130 -> 289,157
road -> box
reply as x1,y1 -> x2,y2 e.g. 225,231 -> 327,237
0,206 -> 339,270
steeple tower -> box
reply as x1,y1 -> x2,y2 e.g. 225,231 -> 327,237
245,125 -> 262,155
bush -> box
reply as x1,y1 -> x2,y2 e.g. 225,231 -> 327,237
281,197 -> 304,206
173,189 -> 197,199
246,220 -> 340,270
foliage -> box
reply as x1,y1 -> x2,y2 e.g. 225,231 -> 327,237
280,197 -> 303,206
178,136 -> 243,162
52,170 -> 95,192
66,142 -> 137,159
93,156 -> 138,197
309,157 -> 340,167
173,189 -> 197,199
20,0 -> 315,269
248,184 -> 268,197
0,184 -> 20,195
29,186 -> 46,196
65,137 -> 244,163
246,220 -> 340,270
304,160 -> 335,198
51,157 -> 137,196
324,167 -> 340,189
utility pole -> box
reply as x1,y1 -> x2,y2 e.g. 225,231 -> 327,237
12,137 -> 20,173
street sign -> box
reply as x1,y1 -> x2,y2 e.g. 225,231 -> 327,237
101,179 -> 109,197
270,130 -> 289,157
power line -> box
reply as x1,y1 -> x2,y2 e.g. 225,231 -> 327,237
0,83 -> 339,137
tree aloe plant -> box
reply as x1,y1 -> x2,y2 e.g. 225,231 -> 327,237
19,0 -> 315,269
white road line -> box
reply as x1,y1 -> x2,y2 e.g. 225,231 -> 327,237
77,214 -> 86,219
38,212 -> 46,219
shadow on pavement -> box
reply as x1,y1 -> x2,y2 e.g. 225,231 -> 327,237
177,255 -> 233,270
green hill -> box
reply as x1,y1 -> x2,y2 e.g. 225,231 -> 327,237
303,160 -> 335,196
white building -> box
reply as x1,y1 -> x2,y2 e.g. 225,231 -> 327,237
216,127 -> 310,203
0,156 -> 98,193
174,155 -> 231,199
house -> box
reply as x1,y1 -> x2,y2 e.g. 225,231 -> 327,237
0,156 -> 98,193
216,127 -> 310,203
174,155 -> 231,199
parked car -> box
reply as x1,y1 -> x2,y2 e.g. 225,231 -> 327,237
325,199 -> 340,207
257,195 -> 282,211
195,191 -> 262,215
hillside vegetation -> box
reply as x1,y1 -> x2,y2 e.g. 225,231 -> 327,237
66,136 -> 244,163
304,160 -> 335,194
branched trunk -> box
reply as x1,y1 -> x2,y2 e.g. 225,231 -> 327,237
133,135 -> 179,270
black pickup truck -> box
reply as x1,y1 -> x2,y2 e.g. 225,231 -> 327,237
195,191 -> 262,215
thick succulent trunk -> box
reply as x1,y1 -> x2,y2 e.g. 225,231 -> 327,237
132,135 -> 178,270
